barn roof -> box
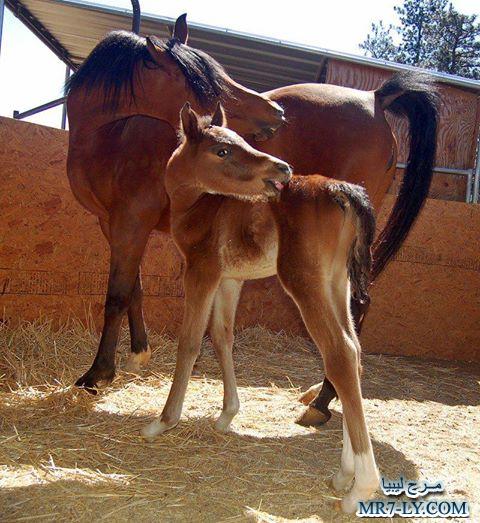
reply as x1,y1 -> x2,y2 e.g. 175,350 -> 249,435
5,0 -> 480,93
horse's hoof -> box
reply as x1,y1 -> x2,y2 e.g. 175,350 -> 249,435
296,406 -> 331,427
141,419 -> 177,440
75,366 -> 115,393
298,383 -> 322,405
124,346 -> 152,374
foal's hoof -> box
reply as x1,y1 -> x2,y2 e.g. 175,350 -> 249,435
298,383 -> 322,405
124,346 -> 152,374
141,419 -> 178,441
75,366 -> 115,394
296,406 -> 331,427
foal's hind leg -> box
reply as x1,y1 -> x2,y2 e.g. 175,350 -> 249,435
278,272 -> 379,512
209,279 -> 243,432
75,214 -> 153,391
299,295 -> 370,426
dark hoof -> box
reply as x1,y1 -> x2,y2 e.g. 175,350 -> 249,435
75,366 -> 115,394
296,405 -> 332,427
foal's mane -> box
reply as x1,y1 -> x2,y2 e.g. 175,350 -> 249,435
65,31 -> 230,109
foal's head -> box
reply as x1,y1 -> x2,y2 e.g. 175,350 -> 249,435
166,103 -> 292,200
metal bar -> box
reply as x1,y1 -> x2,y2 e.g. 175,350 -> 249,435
0,0 -> 5,56
38,0 -> 480,92
5,0 -> 77,69
472,136 -> 480,204
61,66 -> 70,129
131,0 -> 140,34
466,171 -> 473,204
14,96 -> 66,120
396,163 -> 473,176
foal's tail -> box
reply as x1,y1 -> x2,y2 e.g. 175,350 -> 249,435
372,71 -> 439,280
327,182 -> 376,303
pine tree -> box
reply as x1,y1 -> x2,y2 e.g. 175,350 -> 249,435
394,0 -> 447,67
360,0 -> 480,79
359,21 -> 397,61
434,5 -> 480,79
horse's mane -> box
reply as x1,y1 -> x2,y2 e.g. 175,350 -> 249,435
65,31 -> 230,109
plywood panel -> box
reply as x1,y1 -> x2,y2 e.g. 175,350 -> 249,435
0,117 -> 479,362
389,168 -> 468,202
326,59 -> 480,170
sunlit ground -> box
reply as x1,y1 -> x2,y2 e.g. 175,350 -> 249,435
1,321 -> 479,522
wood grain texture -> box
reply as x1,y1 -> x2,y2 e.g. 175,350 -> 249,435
389,168 -> 468,201
0,117 -> 478,361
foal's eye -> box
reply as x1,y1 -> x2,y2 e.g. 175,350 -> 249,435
217,148 -> 230,158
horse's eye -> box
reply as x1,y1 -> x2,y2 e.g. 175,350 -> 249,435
217,148 -> 229,158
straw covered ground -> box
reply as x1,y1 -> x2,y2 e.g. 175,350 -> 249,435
0,319 -> 479,522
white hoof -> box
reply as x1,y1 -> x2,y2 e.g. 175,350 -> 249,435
340,485 -> 376,514
141,418 -> 176,441
214,413 -> 234,433
340,467 -> 380,514
332,468 -> 354,492
125,346 -> 152,374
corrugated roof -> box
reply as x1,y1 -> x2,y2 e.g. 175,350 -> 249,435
6,0 -> 480,92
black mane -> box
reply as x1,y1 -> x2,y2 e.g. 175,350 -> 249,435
65,31 -> 230,109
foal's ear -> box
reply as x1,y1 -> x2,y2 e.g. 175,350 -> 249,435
210,102 -> 226,127
180,102 -> 201,141
173,13 -> 189,44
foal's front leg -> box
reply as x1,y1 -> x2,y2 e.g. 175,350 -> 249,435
209,279 -> 243,432
142,268 -> 220,440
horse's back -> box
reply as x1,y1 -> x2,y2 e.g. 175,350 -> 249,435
259,83 -> 396,207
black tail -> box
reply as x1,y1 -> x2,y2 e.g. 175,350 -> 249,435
372,71 -> 439,280
328,182 -> 376,304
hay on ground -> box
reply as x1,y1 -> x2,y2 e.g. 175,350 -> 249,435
0,319 -> 479,522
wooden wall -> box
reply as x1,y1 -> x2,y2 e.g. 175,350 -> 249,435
1,117 -> 479,362
326,60 -> 480,202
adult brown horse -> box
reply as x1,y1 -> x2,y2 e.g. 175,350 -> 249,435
66,15 -> 438,427
67,17 -> 285,388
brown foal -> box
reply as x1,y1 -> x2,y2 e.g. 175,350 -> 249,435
142,104 -> 379,513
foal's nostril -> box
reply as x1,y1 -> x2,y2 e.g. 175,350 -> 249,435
275,107 -> 284,118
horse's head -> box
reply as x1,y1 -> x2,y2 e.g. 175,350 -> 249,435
166,102 -> 292,201
144,15 -> 284,141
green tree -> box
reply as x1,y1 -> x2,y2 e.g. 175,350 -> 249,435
360,21 -> 397,60
434,5 -> 480,79
394,0 -> 447,66
360,0 -> 480,79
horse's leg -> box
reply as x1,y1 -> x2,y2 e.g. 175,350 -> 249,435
298,294 -> 371,426
98,219 -> 151,374
278,274 -> 379,513
75,214 -> 153,391
142,268 -> 220,439
124,269 -> 152,373
209,278 -> 243,432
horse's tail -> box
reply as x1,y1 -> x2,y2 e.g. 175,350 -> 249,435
327,182 -> 376,303
372,71 -> 439,280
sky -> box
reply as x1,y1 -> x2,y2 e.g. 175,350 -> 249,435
0,0 -> 477,129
